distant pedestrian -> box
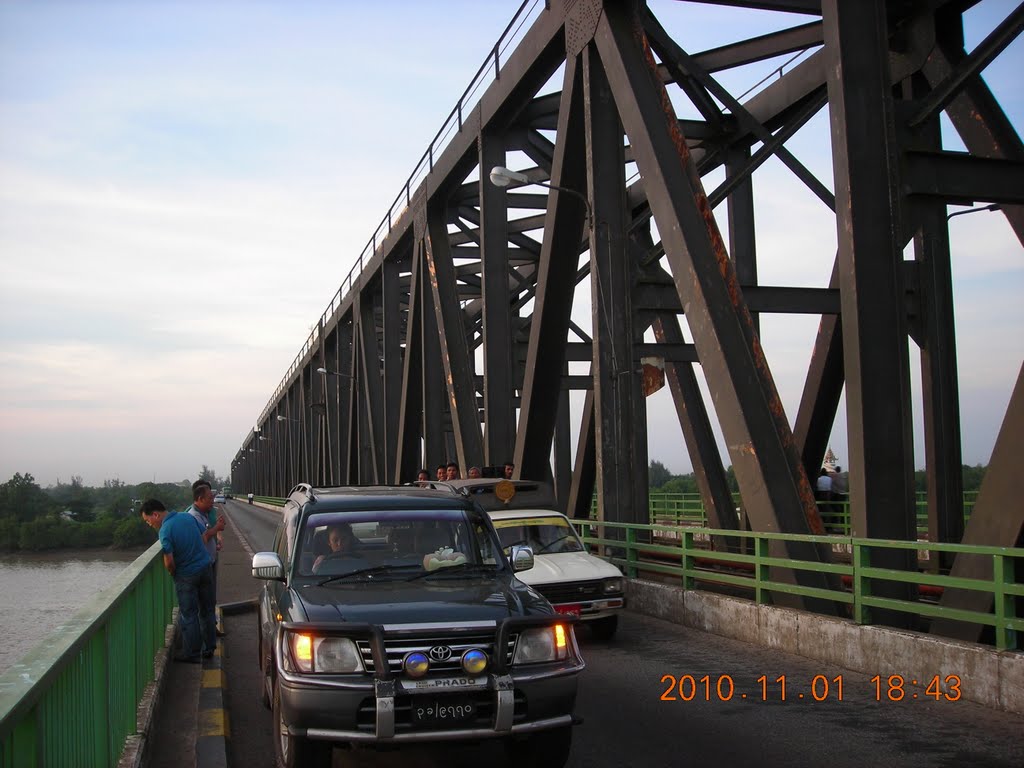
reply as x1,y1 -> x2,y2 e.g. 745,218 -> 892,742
446,462 -> 460,481
140,498 -> 221,662
416,469 -> 430,483
503,462 -> 515,480
468,466 -> 482,479
436,465 -> 446,482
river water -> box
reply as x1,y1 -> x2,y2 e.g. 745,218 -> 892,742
0,547 -> 149,674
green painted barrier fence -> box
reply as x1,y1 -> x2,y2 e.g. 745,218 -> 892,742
0,542 -> 176,768
578,521 -> 1024,651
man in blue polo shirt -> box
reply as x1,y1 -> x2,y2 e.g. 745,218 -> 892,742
140,498 -> 223,662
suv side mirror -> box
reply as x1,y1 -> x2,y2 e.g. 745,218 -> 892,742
509,545 -> 535,573
252,552 -> 285,581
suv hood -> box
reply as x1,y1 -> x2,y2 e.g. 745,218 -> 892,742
515,551 -> 622,587
294,577 -> 552,625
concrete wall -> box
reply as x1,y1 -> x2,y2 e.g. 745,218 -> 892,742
627,579 -> 1023,715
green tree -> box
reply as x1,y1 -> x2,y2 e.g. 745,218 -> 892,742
198,465 -> 218,486
0,473 -> 56,522
649,460 -> 674,489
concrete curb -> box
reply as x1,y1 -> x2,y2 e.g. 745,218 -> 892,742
627,578 -> 1024,715
196,647 -> 229,768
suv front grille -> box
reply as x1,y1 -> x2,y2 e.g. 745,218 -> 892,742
356,631 -> 517,674
534,579 -> 606,604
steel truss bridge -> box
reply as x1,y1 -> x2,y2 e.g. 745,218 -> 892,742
232,0 -> 1023,633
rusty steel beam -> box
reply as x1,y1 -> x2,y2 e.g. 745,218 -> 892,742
596,1 -> 835,610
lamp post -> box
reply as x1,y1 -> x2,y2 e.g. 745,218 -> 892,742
489,166 -> 592,224
316,366 -> 351,378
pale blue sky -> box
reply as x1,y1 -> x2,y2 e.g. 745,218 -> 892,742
0,1 -> 1020,486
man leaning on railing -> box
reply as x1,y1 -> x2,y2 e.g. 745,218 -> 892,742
140,497 -> 223,663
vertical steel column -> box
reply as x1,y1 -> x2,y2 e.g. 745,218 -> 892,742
823,0 -> 916,621
584,43 -> 646,526
361,289 -> 387,483
335,316 -> 355,485
382,257 -> 404,482
479,132 -> 515,466
419,234 -> 447,468
903,73 -> 965,558
322,327 -> 339,486
726,147 -> 758,335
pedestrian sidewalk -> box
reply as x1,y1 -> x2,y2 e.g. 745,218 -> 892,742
141,504 -> 262,768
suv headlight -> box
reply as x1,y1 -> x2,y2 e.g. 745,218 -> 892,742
287,633 -> 363,673
513,624 -> 571,664
603,577 -> 624,594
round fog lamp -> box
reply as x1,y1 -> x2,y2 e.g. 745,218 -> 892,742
404,652 -> 430,678
461,648 -> 488,675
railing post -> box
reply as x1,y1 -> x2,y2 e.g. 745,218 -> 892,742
992,553 -> 1014,651
853,541 -> 871,625
682,530 -> 695,590
755,535 -> 769,605
626,525 -> 637,579
90,630 -> 110,767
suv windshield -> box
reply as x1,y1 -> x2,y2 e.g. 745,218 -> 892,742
492,515 -> 585,554
296,508 -> 502,579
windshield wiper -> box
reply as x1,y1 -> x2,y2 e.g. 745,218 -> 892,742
536,533 -> 574,554
316,564 -> 418,586
406,563 -> 499,581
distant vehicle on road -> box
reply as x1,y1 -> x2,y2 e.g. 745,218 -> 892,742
214,493 -> 226,504
451,479 -> 625,640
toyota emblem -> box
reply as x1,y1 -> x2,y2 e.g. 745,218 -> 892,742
429,645 -> 453,662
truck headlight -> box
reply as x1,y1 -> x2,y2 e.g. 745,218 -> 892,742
288,633 -> 363,673
513,624 -> 570,664
603,578 -> 624,594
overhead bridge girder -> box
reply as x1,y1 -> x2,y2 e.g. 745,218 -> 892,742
232,0 -> 1023,626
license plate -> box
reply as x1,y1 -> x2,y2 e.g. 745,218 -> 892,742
555,603 -> 581,617
411,697 -> 476,726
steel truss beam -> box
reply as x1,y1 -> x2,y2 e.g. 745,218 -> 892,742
233,0 -> 1022,629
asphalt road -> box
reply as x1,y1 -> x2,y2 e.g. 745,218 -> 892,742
219,501 -> 1024,768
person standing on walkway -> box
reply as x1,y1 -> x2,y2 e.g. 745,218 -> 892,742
188,481 -> 224,619
140,498 -> 222,662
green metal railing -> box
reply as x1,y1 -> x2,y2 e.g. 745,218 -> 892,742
0,542 -> 176,768
594,491 -> 980,540
578,521 -> 1024,651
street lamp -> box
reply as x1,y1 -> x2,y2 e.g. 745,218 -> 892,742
259,435 -> 271,441
316,367 -> 351,378
277,415 -> 300,422
488,165 -> 592,223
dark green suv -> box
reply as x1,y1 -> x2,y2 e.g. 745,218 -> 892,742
252,483 -> 585,768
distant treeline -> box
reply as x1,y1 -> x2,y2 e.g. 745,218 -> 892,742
648,461 -> 987,494
0,466 -> 226,552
